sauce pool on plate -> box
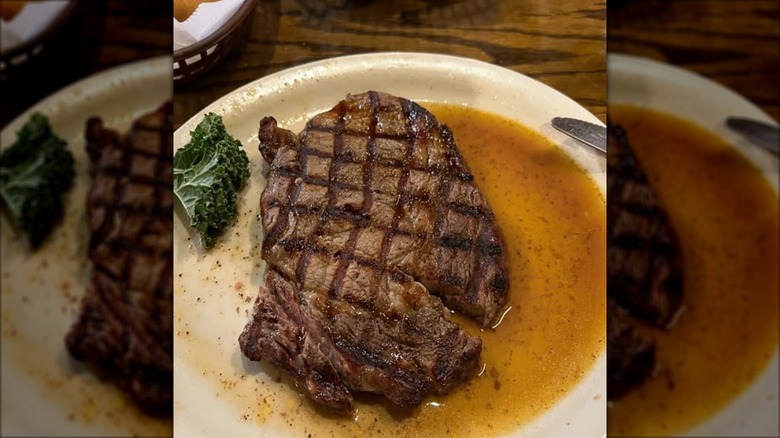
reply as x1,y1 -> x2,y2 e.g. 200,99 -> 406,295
607,105 -> 779,436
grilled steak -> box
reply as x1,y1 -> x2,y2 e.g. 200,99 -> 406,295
241,269 -> 482,411
606,124 -> 684,400
240,91 -> 509,412
66,102 -> 173,416
607,297 -> 655,400
607,124 -> 683,328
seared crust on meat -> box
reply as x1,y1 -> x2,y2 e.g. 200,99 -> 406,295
66,102 -> 173,416
607,124 -> 684,328
240,269 -> 481,410
258,92 -> 509,325
241,91 -> 509,412
606,124 -> 685,400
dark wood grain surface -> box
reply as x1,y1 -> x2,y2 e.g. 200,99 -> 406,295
608,0 -> 780,121
174,0 -> 606,129
0,0 -> 171,129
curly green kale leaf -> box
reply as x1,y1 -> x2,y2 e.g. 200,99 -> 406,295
0,113 -> 75,249
173,113 -> 250,249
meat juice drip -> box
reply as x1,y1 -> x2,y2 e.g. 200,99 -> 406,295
607,105 -> 779,436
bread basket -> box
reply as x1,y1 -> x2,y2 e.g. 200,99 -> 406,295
173,0 -> 258,82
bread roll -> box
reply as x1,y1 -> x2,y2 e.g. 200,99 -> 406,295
174,0 -> 222,22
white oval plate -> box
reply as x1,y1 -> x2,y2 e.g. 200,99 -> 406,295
173,52 -> 606,438
608,53 -> 779,437
1,56 -> 172,437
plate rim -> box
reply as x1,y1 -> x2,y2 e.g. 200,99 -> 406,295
2,55 -> 171,136
176,51 -> 606,135
608,52 -> 778,126
172,51 -> 608,438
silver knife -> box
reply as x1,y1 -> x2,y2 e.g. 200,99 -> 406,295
551,117 -> 607,153
725,117 -> 779,155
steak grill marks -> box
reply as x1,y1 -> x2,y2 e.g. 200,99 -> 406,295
65,102 -> 173,416
606,123 -> 684,401
243,92 -> 510,412
260,92 -> 508,323
607,124 -> 683,328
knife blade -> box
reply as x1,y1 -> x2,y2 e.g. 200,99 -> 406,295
551,117 -> 607,153
725,117 -> 779,155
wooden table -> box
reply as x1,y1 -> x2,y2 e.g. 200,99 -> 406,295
608,0 -> 780,121
0,1 -> 171,129
174,0 -> 606,129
